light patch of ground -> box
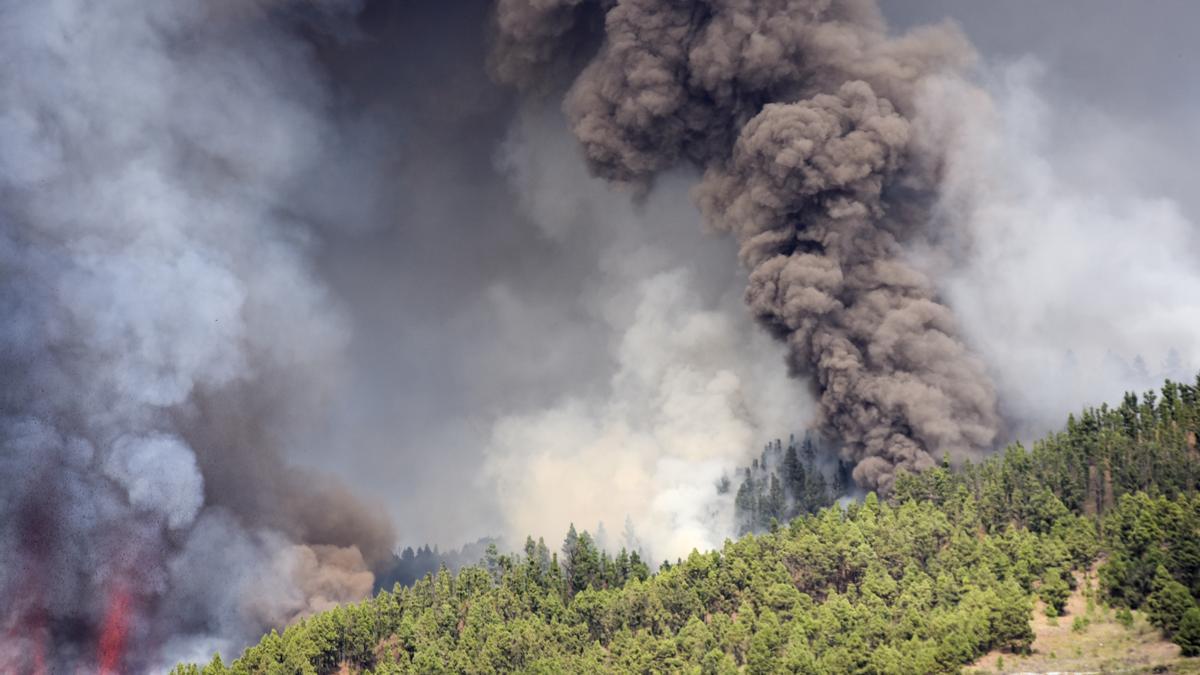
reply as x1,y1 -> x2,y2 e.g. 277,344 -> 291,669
967,568 -> 1198,674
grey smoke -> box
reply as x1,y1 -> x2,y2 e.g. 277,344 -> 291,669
284,0 -> 1198,573
3,0 -> 1200,670
0,0 -> 392,671
910,59 -> 1200,436
492,0 -> 1001,491
484,104 -> 813,560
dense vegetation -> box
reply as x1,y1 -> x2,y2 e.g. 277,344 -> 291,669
376,539 -> 499,591
173,376 -> 1200,674
730,433 -> 841,535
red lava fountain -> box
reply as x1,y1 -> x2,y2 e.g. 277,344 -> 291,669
32,626 -> 46,675
97,586 -> 132,675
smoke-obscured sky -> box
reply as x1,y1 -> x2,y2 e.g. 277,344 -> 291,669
885,0 -> 1200,219
299,0 -> 1200,551
882,0 -> 1200,432
3,1 -> 1199,669
285,0 -> 803,553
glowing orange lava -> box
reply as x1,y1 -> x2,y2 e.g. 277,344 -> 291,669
32,633 -> 46,675
97,586 -> 132,675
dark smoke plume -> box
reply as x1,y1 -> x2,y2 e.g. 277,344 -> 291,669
492,0 -> 1001,491
9,0 -> 1191,670
0,1 -> 393,671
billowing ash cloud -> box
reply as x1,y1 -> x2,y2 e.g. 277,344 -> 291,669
491,0 -> 1001,491
0,0 -> 393,670
5,0 -> 1200,669
485,110 -> 813,560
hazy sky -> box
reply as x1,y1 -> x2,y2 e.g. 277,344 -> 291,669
884,0 -> 1200,219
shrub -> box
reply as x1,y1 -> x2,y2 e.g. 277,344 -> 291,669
1040,568 -> 1070,617
1176,608 -> 1200,657
1146,566 -> 1195,637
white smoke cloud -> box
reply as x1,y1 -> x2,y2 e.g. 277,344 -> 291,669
486,269 -> 810,561
915,59 -> 1200,435
0,1 -> 387,670
483,104 -> 813,562
103,436 -> 204,531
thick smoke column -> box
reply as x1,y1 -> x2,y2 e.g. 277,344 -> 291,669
492,0 -> 1001,491
0,0 -> 392,670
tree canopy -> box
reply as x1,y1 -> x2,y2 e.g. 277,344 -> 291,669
172,375 -> 1200,674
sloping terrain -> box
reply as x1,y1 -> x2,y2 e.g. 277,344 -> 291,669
969,568 -> 1194,675
172,377 -> 1200,674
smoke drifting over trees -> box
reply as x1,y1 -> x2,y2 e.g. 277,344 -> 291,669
491,0 -> 1002,491
2,0 -> 1199,670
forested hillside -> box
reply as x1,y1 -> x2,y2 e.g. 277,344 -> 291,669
729,433 -> 841,536
172,377 -> 1200,674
